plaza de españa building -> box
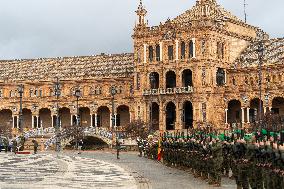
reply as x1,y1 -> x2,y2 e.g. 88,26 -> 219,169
0,0 -> 283,133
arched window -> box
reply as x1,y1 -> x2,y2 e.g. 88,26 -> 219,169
149,46 -> 154,62
10,90 -> 14,98
168,45 -> 174,60
181,41 -> 186,59
149,72 -> 159,89
39,89 -> 43,97
30,89 -> 34,97
156,45 -> 160,61
216,68 -> 225,86
166,71 -> 176,88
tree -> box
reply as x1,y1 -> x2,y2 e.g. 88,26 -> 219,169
0,124 -> 12,139
262,112 -> 284,132
124,120 -> 153,140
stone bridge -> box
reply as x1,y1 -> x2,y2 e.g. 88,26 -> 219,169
44,127 -> 114,150
14,126 -> 114,150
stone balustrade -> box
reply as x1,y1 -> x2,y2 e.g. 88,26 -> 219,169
142,86 -> 194,96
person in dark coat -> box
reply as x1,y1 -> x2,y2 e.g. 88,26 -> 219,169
32,139 -> 39,154
116,139 -> 121,159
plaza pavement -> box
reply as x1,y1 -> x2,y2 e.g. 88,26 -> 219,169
65,151 -> 237,189
0,152 -> 137,189
0,151 -> 237,189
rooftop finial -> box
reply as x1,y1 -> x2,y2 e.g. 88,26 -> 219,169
135,0 -> 147,27
196,0 -> 217,5
244,0 -> 248,23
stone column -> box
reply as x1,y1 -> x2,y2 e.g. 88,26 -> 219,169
247,107 -> 250,123
16,116 -> 19,128
143,44 -> 147,63
110,114 -> 112,129
241,108 -> 245,124
51,115 -> 54,127
225,109 -> 228,124
175,39 -> 179,61
159,106 -> 165,131
192,38 -> 196,58
159,42 -> 163,61
71,115 -> 73,126
90,114 -> 93,127
264,107 -> 267,114
37,116 -> 40,128
176,107 -> 182,130
95,113 -> 98,127
12,116 -> 15,128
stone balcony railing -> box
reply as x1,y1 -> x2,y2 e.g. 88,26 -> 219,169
142,86 -> 194,96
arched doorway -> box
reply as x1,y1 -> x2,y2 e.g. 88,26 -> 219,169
166,102 -> 176,130
149,72 -> 159,89
183,101 -> 193,129
228,100 -> 241,125
82,136 -> 108,150
0,109 -> 13,129
23,108 -> 32,129
150,102 -> 159,131
59,107 -> 71,128
182,69 -> 193,87
166,71 -> 176,89
117,105 -> 130,128
250,98 -> 263,123
272,97 -> 284,115
39,108 -> 51,128
97,106 -> 110,128
79,107 -> 91,127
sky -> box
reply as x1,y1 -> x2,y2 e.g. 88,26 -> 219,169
0,0 -> 283,60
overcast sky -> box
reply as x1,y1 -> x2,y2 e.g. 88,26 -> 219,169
0,0 -> 283,60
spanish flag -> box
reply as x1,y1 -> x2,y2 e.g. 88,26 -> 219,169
157,137 -> 162,161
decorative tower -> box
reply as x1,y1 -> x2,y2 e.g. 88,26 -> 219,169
135,0 -> 147,27
196,0 -> 217,4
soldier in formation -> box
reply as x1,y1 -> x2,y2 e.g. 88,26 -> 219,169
143,129 -> 284,188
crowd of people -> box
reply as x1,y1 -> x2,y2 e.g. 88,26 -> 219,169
140,129 -> 284,189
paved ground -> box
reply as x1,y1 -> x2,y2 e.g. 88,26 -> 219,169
0,151 -> 237,189
0,152 -> 136,189
67,150 -> 237,189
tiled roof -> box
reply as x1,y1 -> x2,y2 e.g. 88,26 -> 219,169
233,38 -> 284,68
0,53 -> 134,81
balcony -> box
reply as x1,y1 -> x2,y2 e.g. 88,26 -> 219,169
142,86 -> 194,96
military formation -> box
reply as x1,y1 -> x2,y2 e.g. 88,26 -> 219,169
141,129 -> 284,189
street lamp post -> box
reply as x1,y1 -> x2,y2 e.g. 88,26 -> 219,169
110,86 -> 117,139
74,89 -> 81,150
17,84 -> 24,133
54,77 -> 61,152
258,41 -> 265,130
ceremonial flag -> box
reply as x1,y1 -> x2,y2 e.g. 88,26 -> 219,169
157,137 -> 162,161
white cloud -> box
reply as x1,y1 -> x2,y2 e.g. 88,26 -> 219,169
0,0 -> 282,59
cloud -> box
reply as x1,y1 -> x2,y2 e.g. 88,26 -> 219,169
0,0 -> 282,59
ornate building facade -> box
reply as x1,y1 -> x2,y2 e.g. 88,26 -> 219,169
0,0 -> 284,133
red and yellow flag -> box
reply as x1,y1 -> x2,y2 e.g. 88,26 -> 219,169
157,137 -> 162,161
